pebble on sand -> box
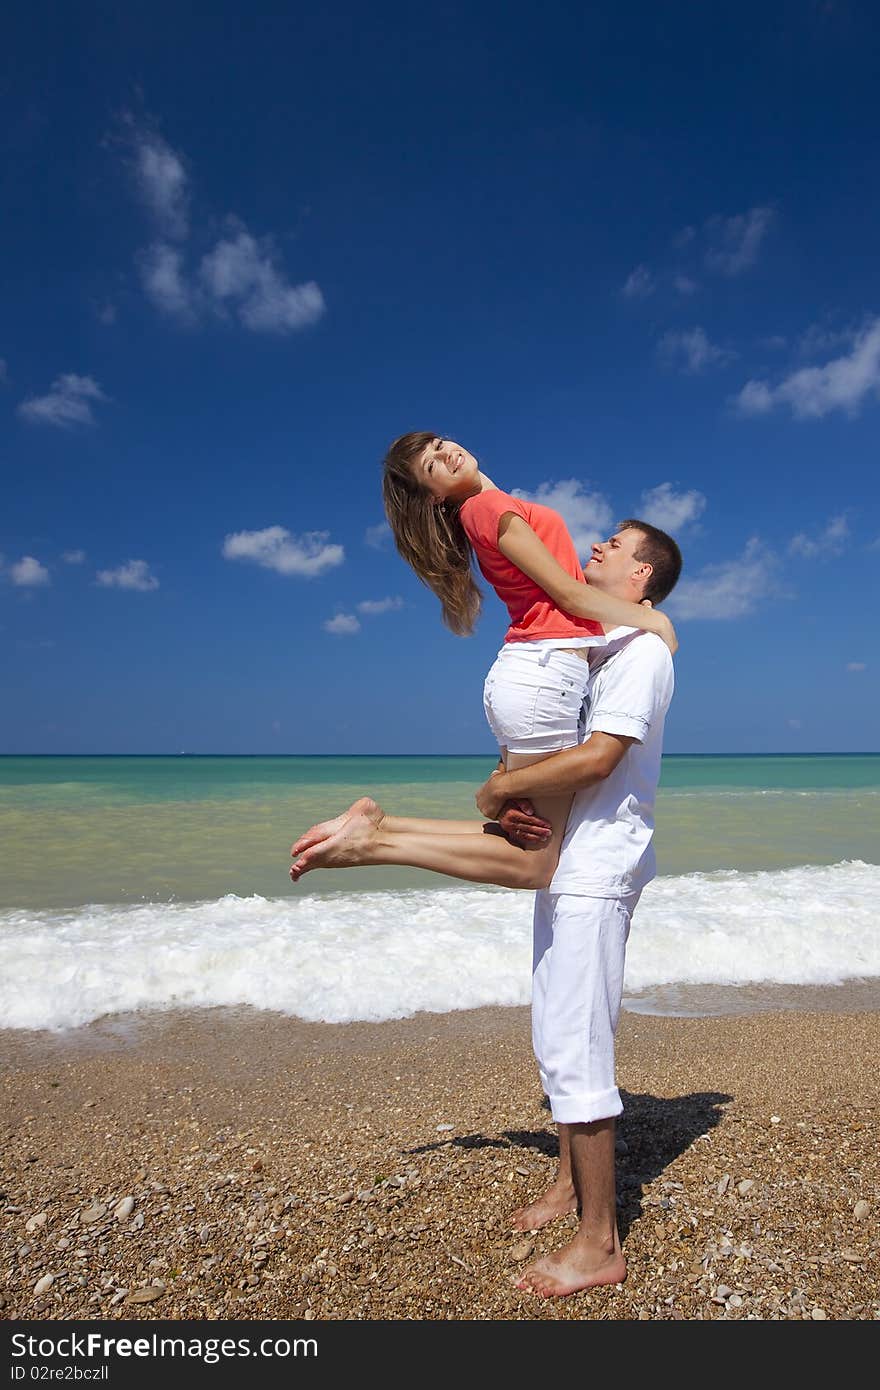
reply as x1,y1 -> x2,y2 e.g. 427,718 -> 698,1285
33,1275 -> 54,1296
126,1285 -> 165,1304
853,1200 -> 870,1221
113,1197 -> 135,1221
510,1239 -> 535,1262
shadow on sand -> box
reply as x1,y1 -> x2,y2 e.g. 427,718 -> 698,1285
408,1088 -> 731,1239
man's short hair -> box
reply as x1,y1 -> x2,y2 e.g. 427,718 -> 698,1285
618,519 -> 682,604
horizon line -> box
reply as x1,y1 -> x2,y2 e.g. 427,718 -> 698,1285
1,751 -> 879,759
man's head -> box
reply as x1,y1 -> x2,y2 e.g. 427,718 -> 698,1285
584,520 -> 682,605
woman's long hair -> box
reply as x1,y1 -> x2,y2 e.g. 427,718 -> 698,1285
382,431 -> 483,636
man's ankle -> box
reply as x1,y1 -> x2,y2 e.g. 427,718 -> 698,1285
574,1222 -> 617,1251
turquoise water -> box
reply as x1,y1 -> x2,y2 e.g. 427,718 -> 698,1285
1,754 -> 878,910
3,752 -> 880,800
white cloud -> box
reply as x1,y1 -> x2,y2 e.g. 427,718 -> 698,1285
735,318 -> 880,420
365,521 -> 392,549
639,482 -> 707,533
139,242 -> 196,321
10,556 -> 50,587
621,264 -> 654,299
705,206 -> 774,276
199,229 -> 325,333
0,358 -> 7,383
658,326 -> 732,374
673,225 -> 696,249
357,596 -> 404,615
666,537 -> 771,620
62,549 -> 86,564
797,322 -> 853,358
129,125 -> 189,241
789,514 -> 849,559
96,560 -> 159,591
324,613 -> 360,635
123,117 -> 325,337
97,303 -> 117,326
222,526 -> 344,578
673,274 -> 698,295
846,662 -> 866,673
511,479 -> 614,558
139,227 -> 325,334
18,374 -> 107,428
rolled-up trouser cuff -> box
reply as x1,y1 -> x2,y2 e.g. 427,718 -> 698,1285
548,1085 -> 623,1125
531,891 -> 639,1128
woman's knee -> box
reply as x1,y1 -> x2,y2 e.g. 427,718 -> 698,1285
515,844 -> 557,891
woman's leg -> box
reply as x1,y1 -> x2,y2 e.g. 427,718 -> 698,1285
290,795 -> 493,856
290,654 -> 585,889
289,758 -> 573,891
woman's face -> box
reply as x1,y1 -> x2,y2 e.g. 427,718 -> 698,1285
413,437 -> 481,502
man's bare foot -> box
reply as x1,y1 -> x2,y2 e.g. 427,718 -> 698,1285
290,796 -> 385,857
289,810 -> 380,880
514,1232 -> 626,1298
510,1179 -> 577,1232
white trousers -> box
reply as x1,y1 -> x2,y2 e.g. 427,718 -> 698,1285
531,890 -> 640,1125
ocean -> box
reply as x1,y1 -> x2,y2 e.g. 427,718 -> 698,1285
2,754 -> 878,1031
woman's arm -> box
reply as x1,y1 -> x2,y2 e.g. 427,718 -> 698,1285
496,514 -> 677,651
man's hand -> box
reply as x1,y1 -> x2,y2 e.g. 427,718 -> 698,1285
476,771 -> 552,847
497,799 -> 553,848
476,768 -> 511,821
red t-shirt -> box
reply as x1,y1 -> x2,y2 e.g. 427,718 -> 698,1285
459,488 -> 602,644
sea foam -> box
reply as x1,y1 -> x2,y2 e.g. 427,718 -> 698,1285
2,860 -> 878,1031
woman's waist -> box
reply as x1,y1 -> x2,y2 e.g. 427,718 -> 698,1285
503,610 -> 602,640
486,642 -> 596,685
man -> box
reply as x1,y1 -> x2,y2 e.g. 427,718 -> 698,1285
290,519 -> 681,1297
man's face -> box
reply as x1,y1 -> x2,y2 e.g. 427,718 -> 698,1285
584,528 -> 651,599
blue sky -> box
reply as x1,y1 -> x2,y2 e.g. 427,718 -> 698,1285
2,0 -> 878,754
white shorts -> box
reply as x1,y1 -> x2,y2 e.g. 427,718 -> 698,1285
531,890 -> 640,1125
483,645 -> 590,756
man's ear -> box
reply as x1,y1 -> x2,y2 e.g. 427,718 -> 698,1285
633,561 -> 653,595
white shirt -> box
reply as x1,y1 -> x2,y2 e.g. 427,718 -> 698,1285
549,627 -> 674,898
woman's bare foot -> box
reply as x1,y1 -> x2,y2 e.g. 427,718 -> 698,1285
510,1179 -> 578,1232
514,1231 -> 626,1298
290,796 -> 385,857
289,809 -> 380,880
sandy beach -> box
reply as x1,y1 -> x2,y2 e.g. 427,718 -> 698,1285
1,1002 -> 878,1321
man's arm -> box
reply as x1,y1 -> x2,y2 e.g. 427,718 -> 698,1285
476,731 -> 636,820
